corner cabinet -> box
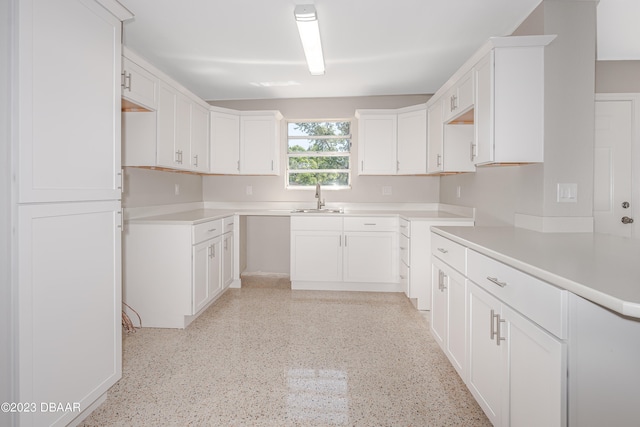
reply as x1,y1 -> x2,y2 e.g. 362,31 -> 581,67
355,104 -> 427,175
124,216 -> 234,329
13,0 -> 131,425
209,109 -> 283,175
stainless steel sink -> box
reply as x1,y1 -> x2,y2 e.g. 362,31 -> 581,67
291,208 -> 344,214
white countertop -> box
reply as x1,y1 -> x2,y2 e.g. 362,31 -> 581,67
127,208 -> 474,225
432,226 -> 640,318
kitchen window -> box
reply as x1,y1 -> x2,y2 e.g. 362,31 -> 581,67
287,120 -> 351,189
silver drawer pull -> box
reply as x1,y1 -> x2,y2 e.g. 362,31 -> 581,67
364,223 -> 376,226
437,248 -> 448,254
487,276 -> 507,288
208,228 -> 217,232
400,246 -> 407,250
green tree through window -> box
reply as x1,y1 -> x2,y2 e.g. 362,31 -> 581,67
287,121 -> 351,188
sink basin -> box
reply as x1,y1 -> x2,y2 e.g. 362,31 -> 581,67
291,208 -> 344,214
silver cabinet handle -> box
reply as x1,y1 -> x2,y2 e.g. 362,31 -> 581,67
470,142 -> 476,161
121,71 -> 131,90
400,246 -> 407,250
438,270 -> 447,291
487,276 -> 507,288
437,248 -> 448,254
490,309 -> 498,341
496,315 -> 506,345
396,160 -> 400,172
344,235 -> 348,246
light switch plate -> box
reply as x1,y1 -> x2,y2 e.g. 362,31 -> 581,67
557,183 -> 578,203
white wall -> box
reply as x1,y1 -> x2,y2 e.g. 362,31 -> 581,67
596,60 -> 640,93
205,95 -> 439,205
1,0 -> 13,423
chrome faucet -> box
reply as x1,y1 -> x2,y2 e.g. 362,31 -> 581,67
315,182 -> 325,210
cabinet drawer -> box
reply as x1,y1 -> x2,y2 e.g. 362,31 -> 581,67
343,216 -> 398,232
431,232 -> 466,273
399,218 -> 410,237
193,219 -> 223,244
467,249 -> 568,339
291,216 -> 342,231
399,233 -> 410,265
223,215 -> 235,233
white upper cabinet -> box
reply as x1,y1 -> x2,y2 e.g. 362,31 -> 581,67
209,109 -> 282,175
473,37 -> 554,165
356,111 -> 398,175
210,110 -> 240,174
240,112 -> 282,175
121,54 -> 159,111
397,106 -> 428,174
443,70 -> 474,123
190,103 -> 210,173
356,105 -> 427,175
426,35 -> 555,170
18,0 -> 124,203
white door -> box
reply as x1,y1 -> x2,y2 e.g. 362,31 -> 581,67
594,95 -> 639,238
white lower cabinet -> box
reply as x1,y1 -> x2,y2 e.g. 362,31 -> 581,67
468,282 -> 565,427
431,256 -> 467,381
124,216 -> 232,328
431,231 -> 567,427
290,216 -> 399,290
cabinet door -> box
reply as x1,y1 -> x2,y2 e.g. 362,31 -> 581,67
291,231 -> 343,282
193,236 -> 222,314
190,103 -> 209,172
18,201 -> 121,426
193,240 -> 211,313
446,266 -> 467,380
240,115 -> 280,175
467,282 -> 503,426
156,83 -> 178,168
358,114 -> 397,175
222,232 -> 234,288
397,108 -> 427,174
175,92 -> 192,169
18,0 -> 122,203
430,261 -> 447,349
343,231 -> 397,283
208,238 -> 223,301
502,304 -> 565,427
474,52 -> 493,165
427,102 -> 444,174
122,57 -> 158,111
210,111 -> 240,174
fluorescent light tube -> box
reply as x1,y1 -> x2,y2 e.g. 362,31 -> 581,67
294,5 -> 325,76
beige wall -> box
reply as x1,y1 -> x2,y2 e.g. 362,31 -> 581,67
123,167 -> 203,208
205,95 -> 440,205
596,61 -> 640,93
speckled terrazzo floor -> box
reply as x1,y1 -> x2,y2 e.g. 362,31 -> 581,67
80,289 -> 490,426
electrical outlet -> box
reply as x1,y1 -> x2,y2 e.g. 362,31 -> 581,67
456,186 -> 461,198
382,186 -> 392,196
557,183 -> 578,203
174,183 -> 180,196
246,185 -> 253,196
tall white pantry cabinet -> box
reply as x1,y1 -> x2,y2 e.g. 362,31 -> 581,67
11,0 -> 131,426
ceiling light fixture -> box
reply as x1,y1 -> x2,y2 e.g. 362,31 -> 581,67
294,4 -> 325,76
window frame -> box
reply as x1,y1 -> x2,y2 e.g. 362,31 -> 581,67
285,119 -> 352,190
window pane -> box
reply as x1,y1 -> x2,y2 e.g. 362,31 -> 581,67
288,172 -> 350,187
288,138 -> 350,153
289,156 -> 349,170
288,121 -> 350,137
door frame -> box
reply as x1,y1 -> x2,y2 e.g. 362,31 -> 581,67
595,93 -> 640,238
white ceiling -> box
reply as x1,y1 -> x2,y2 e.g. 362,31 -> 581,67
118,0 -> 637,102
